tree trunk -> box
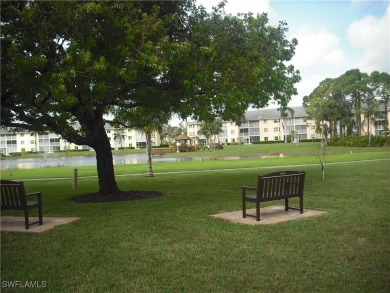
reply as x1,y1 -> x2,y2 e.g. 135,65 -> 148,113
356,100 -> 362,135
333,121 -> 337,138
93,124 -> 120,195
321,120 -> 325,147
385,100 -> 389,138
329,121 -> 333,139
367,118 -> 371,147
284,124 -> 287,143
145,131 -> 154,177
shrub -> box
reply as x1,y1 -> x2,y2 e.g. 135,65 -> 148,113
328,135 -> 390,147
252,141 -> 285,145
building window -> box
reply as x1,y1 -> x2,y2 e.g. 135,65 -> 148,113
273,127 -> 279,132
274,136 -> 279,141
240,128 -> 249,135
274,119 -> 278,123
263,128 -> 268,133
264,137 -> 268,141
263,120 -> 267,124
106,130 -> 111,134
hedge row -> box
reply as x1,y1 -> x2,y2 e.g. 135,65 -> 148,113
328,136 -> 390,147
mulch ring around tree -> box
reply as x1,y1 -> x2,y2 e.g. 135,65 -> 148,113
72,190 -> 163,203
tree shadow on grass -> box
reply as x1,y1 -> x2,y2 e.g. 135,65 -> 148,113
72,190 -> 163,203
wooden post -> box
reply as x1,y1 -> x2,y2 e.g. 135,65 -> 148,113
73,169 -> 78,189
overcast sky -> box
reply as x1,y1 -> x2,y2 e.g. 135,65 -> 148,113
195,0 -> 390,107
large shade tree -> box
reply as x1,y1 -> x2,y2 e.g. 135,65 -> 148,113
370,71 -> 390,137
1,1 -> 300,197
304,69 -> 388,141
1,1 -> 192,195
338,69 -> 372,135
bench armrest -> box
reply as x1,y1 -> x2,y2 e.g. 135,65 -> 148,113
241,186 -> 256,190
26,192 -> 42,202
241,186 -> 257,197
26,192 -> 42,197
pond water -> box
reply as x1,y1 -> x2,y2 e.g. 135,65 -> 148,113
0,153 -> 194,170
0,153 -> 281,170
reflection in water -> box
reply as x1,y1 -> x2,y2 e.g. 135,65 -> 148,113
1,153 -> 281,170
1,154 -> 200,170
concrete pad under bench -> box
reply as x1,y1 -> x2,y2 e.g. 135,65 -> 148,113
1,216 -> 79,232
211,205 -> 327,225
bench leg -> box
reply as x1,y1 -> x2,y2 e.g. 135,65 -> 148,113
256,202 -> 260,221
38,204 -> 43,225
285,198 -> 289,211
242,198 -> 246,218
24,210 -> 29,230
300,196 -> 304,214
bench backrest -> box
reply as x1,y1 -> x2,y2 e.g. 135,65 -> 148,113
0,180 -> 27,208
257,171 -> 305,199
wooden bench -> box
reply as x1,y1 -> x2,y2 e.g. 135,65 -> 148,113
242,171 -> 305,221
1,180 -> 43,229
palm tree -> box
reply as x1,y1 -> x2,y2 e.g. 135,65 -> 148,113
142,125 -> 156,177
371,71 -> 390,138
112,107 -> 168,177
198,118 -> 223,151
362,100 -> 379,147
113,128 -> 125,150
277,106 -> 294,143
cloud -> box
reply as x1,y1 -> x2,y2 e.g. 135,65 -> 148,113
196,0 -> 275,18
287,29 -> 350,103
224,0 -> 276,17
292,30 -> 347,70
347,4 -> 390,72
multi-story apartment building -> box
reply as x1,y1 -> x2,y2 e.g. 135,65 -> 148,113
0,125 -> 161,155
187,106 -> 390,145
1,105 -> 388,154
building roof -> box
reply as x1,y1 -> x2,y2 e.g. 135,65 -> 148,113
175,133 -> 191,141
186,107 -> 308,126
245,106 -> 307,121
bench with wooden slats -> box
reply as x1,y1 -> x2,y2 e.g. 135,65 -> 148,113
241,171 -> 305,221
1,180 -> 43,229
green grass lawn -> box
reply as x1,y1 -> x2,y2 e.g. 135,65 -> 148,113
1,143 -> 389,180
1,144 -> 390,292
